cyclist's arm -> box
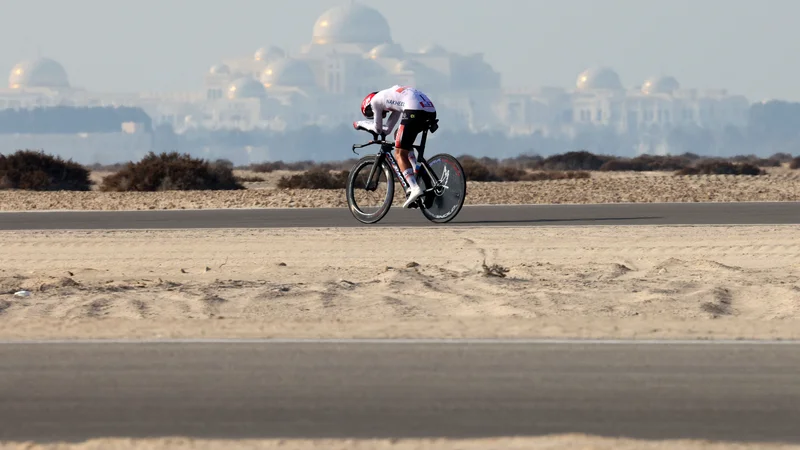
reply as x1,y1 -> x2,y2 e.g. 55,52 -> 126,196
383,111 -> 400,136
354,110 -> 395,138
372,103 -> 386,135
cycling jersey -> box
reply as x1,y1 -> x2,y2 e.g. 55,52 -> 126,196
356,85 -> 436,137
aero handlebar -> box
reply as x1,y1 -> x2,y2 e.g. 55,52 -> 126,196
352,126 -> 394,153
352,139 -> 394,152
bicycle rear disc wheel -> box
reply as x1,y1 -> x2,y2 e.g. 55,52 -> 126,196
419,153 -> 467,224
346,155 -> 395,224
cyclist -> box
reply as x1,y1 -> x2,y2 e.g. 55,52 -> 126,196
353,85 -> 437,208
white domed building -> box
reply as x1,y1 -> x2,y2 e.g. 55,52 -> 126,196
227,77 -> 267,100
192,1 -> 507,132
308,2 -> 393,49
9,58 -> 71,90
575,67 -> 624,92
211,0 -> 501,122
254,46 -> 286,64
641,76 -> 680,95
261,58 -> 317,90
367,43 -> 404,60
0,57 -> 82,110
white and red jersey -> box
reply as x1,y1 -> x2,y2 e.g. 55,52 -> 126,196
356,85 -> 436,136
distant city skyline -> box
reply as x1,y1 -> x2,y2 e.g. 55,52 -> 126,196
1,0 -> 799,101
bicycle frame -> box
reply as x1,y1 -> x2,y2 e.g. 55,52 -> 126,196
352,128 -> 442,196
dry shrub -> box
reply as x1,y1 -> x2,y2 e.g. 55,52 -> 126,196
790,157 -> 800,170
248,161 -> 309,173
277,168 -> 349,189
501,154 -> 545,169
100,152 -> 244,191
676,160 -> 764,176
248,159 -> 357,173
730,153 -> 793,167
599,154 -> 693,172
460,156 -> 500,181
460,156 -> 588,182
0,149 -> 91,191
536,151 -> 613,171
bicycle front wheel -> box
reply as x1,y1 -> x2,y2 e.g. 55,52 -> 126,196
346,155 -> 395,224
419,153 -> 467,224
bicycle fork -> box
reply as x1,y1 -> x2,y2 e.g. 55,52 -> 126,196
364,147 -> 410,193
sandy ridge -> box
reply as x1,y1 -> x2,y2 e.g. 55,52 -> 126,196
1,225 -> 798,340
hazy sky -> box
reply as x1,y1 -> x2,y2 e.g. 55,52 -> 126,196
2,0 -> 798,101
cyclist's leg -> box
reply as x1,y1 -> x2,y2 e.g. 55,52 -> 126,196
394,112 -> 426,207
394,111 -> 423,188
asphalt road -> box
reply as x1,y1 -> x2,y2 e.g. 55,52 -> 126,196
1,341 -> 799,444
0,202 -> 797,230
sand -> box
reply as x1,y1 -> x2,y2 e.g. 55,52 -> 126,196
1,170 -> 798,211
2,225 -> 799,449
3,435 -> 800,449
1,225 -> 799,340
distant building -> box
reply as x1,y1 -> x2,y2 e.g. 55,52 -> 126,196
498,67 -> 750,154
207,1 -> 502,131
0,1 -> 754,159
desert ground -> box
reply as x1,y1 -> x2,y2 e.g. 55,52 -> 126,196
0,168 -> 797,211
1,225 -> 798,340
4,435 -> 800,450
3,169 -> 799,450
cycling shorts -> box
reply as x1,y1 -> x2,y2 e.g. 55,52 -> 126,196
395,110 -> 437,150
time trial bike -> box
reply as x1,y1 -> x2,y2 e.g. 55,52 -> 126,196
346,119 -> 466,224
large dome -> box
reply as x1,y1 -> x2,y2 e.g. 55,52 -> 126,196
261,58 -> 317,88
227,77 -> 267,100
9,58 -> 70,89
576,67 -> 623,91
312,2 -> 392,46
641,76 -> 680,95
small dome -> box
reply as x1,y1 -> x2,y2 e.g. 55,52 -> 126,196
641,76 -> 680,95
9,57 -> 70,89
254,46 -> 285,63
576,67 -> 623,91
227,77 -> 267,100
395,60 -> 426,73
261,58 -> 317,88
419,44 -> 448,56
312,2 -> 392,46
209,64 -> 230,75
368,43 -> 404,59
